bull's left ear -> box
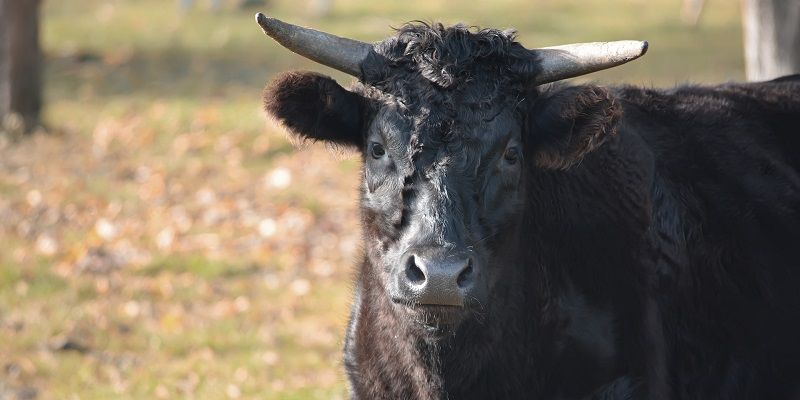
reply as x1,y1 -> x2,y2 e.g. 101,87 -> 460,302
263,71 -> 364,148
527,85 -> 621,170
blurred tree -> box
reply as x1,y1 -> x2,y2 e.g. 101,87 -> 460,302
681,0 -> 706,26
742,0 -> 800,81
0,0 -> 42,135
309,0 -> 332,17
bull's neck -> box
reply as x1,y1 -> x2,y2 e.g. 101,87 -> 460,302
345,254 -> 545,399
344,266 -> 443,399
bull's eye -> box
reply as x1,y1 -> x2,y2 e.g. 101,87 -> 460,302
503,147 -> 520,164
370,142 -> 386,159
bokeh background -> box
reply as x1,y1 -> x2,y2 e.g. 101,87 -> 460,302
1,0 -> 744,398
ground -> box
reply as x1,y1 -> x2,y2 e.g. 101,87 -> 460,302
0,0 -> 743,398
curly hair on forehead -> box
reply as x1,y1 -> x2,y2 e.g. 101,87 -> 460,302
364,22 -> 529,89
350,22 -> 536,145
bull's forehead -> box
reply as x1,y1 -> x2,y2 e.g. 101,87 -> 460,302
370,101 -> 518,175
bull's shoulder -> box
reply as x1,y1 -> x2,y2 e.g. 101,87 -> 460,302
612,79 -> 800,171
616,80 -> 800,259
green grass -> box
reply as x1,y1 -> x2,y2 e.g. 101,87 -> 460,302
0,0 -> 746,398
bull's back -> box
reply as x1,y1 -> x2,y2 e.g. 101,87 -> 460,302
617,75 -> 800,289
616,76 -> 800,226
616,76 -> 800,396
711,75 -> 800,171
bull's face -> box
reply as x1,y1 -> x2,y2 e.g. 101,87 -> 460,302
361,104 -> 525,327
265,71 -> 621,330
258,17 -> 642,331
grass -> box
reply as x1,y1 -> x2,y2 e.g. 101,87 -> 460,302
1,0 -> 744,398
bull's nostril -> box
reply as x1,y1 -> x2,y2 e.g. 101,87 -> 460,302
457,259 -> 474,288
406,255 -> 426,285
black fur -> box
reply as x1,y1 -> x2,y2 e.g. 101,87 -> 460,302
264,71 -> 364,147
529,85 -> 622,169
263,20 -> 800,399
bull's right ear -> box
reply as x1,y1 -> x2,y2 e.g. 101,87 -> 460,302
527,85 -> 621,170
263,71 -> 364,148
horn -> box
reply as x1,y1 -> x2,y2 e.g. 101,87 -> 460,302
519,41 -> 649,85
255,12 -> 372,78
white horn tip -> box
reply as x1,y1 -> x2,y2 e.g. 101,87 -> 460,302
611,40 -> 649,60
639,41 -> 649,57
604,40 -> 649,62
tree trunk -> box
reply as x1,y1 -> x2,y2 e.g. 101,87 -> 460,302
742,0 -> 800,82
0,0 -> 42,135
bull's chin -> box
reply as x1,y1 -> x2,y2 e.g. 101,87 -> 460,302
392,299 -> 467,336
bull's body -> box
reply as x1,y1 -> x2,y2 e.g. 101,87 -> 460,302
257,17 -> 800,399
343,77 -> 800,399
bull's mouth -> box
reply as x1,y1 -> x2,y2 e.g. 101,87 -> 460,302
418,305 -> 464,325
392,299 -> 467,332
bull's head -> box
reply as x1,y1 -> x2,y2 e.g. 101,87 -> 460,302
258,14 -> 646,330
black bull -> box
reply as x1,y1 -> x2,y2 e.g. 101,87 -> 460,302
258,16 -> 800,400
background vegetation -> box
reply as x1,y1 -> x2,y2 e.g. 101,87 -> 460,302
1,0 -> 743,398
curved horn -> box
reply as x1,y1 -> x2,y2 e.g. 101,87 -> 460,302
520,41 -> 649,85
255,12 -> 372,78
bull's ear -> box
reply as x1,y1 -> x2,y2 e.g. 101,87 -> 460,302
263,71 -> 364,148
528,85 -> 621,170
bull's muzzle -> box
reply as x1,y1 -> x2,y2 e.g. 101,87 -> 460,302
395,249 -> 476,307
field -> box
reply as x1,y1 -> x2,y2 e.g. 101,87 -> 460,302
1,0 -> 743,398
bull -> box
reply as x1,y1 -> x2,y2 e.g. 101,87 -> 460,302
255,13 -> 800,399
